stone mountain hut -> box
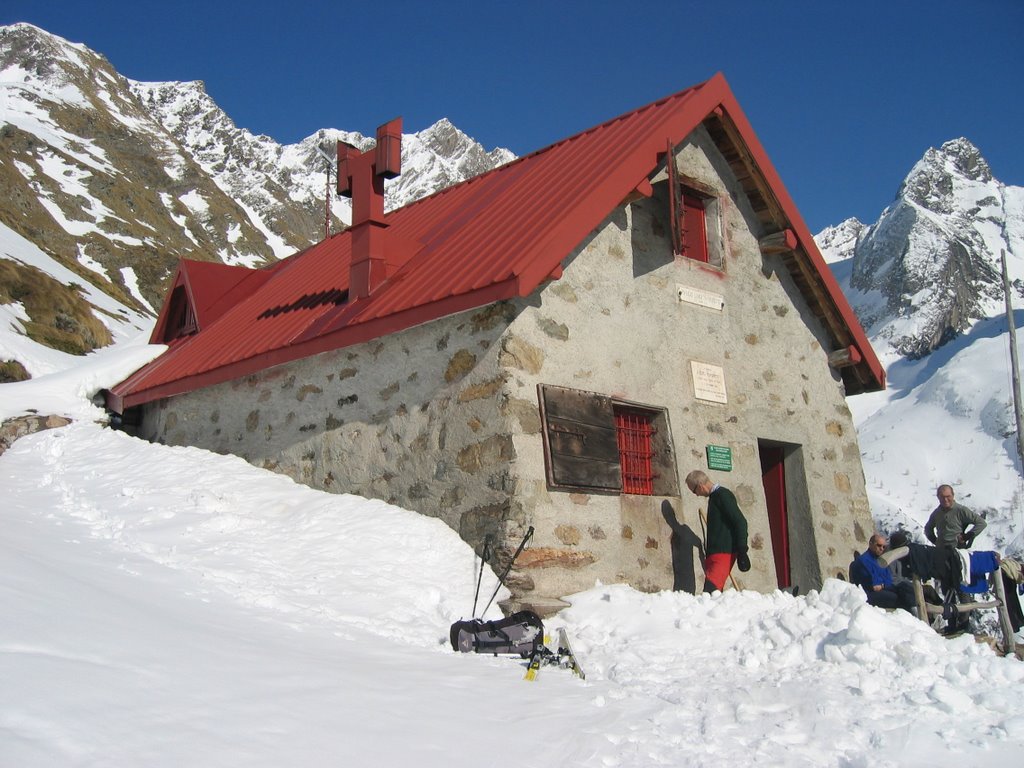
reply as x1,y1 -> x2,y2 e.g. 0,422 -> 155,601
106,73 -> 886,617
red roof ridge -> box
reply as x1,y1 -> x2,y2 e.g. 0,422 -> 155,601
389,78 -> 714,220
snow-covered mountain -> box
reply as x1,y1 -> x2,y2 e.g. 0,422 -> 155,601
820,139 -> 1024,549
0,22 -> 513,371
820,138 -> 1024,360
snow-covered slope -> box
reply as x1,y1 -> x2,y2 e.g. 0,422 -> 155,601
0,22 -> 513,363
2,398 -> 1023,766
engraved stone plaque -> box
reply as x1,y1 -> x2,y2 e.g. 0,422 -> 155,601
691,361 -> 727,404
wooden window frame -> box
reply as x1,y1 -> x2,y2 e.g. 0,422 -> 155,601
538,384 -> 680,497
666,142 -> 725,268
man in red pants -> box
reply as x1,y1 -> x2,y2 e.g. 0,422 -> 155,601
686,470 -> 750,593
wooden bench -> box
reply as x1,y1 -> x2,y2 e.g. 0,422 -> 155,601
880,546 -> 1017,654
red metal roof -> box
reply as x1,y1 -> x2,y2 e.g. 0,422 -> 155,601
107,73 -> 884,412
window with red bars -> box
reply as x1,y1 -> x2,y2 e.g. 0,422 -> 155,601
538,385 -> 680,496
614,408 -> 657,495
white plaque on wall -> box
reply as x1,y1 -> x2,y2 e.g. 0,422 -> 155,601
677,284 -> 724,311
691,361 -> 728,404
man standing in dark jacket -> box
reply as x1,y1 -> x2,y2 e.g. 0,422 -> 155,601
686,470 -> 750,593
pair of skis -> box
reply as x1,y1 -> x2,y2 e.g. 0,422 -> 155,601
524,627 -> 586,681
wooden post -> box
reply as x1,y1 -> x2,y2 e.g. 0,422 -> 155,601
993,570 -> 1016,654
912,576 -> 929,623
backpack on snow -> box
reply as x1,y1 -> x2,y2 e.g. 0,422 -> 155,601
450,528 -> 542,657
449,610 -> 544,657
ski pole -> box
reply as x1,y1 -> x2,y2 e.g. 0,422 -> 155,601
471,535 -> 492,617
481,526 -> 534,616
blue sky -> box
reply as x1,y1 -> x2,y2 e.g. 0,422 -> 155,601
3,0 -> 1021,232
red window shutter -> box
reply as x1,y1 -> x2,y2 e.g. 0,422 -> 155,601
681,194 -> 708,263
614,409 -> 655,495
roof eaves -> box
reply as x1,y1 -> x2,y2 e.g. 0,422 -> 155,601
113,276 -> 522,411
710,86 -> 886,393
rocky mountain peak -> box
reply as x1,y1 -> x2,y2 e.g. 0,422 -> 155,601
822,139 -> 1022,361
816,217 -> 865,264
130,79 -> 218,134
898,137 -> 994,214
1,22 -> 89,78
935,137 -> 992,182
0,23 -> 132,119
416,118 -> 514,165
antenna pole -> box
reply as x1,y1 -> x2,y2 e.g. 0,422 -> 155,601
324,161 -> 331,240
1001,249 -> 1024,469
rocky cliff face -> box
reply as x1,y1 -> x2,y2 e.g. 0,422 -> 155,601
0,23 -> 514,361
820,138 -> 1024,360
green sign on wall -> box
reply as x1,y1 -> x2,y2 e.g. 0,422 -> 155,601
706,444 -> 733,471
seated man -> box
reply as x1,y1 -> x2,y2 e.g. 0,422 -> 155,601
850,533 -> 917,612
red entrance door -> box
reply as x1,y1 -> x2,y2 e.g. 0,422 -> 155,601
759,444 -> 790,588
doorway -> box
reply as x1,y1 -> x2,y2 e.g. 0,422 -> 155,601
759,441 -> 790,589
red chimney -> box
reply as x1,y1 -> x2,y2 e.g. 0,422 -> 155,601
337,117 -> 402,299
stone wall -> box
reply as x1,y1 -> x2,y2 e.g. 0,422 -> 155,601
0,414 -> 72,456
137,300 -> 531,558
